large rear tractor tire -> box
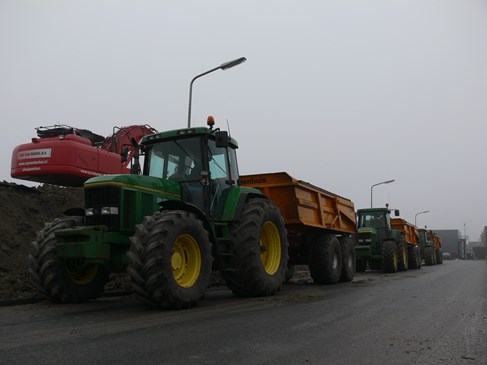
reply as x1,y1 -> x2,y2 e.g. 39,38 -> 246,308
424,246 -> 435,265
309,233 -> 342,284
397,241 -> 408,271
408,245 -> 421,270
223,199 -> 288,296
382,241 -> 398,273
339,236 -> 356,282
29,216 -> 109,303
127,210 -> 212,309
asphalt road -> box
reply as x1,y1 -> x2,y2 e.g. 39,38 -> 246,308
1,260 -> 486,365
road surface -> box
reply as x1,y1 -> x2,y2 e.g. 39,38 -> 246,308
1,260 -> 486,364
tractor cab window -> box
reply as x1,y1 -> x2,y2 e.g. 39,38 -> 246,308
145,137 -> 203,181
358,212 -> 387,229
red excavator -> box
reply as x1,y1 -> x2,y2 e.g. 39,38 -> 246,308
11,124 -> 157,187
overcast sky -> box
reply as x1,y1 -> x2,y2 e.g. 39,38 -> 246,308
2,1 -> 487,241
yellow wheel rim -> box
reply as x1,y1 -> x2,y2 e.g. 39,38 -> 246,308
172,234 -> 201,288
66,264 -> 99,285
260,221 -> 282,275
402,246 -> 407,267
393,250 -> 398,268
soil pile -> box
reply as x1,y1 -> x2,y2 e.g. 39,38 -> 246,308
0,182 -> 84,302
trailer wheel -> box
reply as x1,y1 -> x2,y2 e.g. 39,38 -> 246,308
424,246 -> 435,265
339,236 -> 356,282
224,199 -> 288,296
356,259 -> 367,272
127,210 -> 212,309
285,264 -> 295,283
408,245 -> 421,270
382,241 -> 398,273
436,249 -> 443,264
397,241 -> 408,271
29,216 -> 108,303
309,233 -> 342,284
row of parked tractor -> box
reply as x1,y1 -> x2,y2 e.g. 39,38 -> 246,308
13,119 -> 442,309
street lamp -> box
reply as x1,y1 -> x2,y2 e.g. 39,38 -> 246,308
370,179 -> 395,208
414,210 -> 430,226
187,57 -> 247,128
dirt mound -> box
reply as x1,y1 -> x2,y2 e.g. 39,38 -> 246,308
0,182 -> 84,302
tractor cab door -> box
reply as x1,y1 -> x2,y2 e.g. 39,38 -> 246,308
206,137 -> 238,218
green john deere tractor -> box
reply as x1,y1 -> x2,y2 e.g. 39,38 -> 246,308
29,119 -> 289,308
354,207 -> 404,273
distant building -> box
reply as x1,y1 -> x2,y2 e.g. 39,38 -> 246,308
433,229 -> 463,259
469,241 -> 487,260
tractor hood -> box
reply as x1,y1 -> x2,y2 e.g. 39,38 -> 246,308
85,174 -> 181,200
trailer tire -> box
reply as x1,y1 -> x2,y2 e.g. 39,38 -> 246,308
356,259 -> 367,272
424,246 -> 435,265
408,245 -> 421,270
309,233 -> 342,284
339,236 -> 355,282
127,210 -> 212,309
29,216 -> 109,303
382,241 -> 398,273
224,199 -> 288,296
397,241 -> 408,271
436,249 -> 443,264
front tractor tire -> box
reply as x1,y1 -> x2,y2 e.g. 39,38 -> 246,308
127,210 -> 212,309
224,199 -> 289,297
29,216 -> 109,303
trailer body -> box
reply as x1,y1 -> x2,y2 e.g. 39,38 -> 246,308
391,218 -> 422,269
240,172 -> 356,283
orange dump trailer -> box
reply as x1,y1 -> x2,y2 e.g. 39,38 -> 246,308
391,218 -> 422,269
425,231 -> 443,265
240,172 -> 357,284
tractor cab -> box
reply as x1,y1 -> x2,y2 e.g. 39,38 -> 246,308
138,117 -> 239,218
356,207 -> 399,255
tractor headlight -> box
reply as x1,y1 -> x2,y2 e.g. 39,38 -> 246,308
101,207 -> 119,215
85,208 -> 94,216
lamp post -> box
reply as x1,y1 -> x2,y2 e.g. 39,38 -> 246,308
187,57 -> 247,128
370,179 -> 395,208
414,210 -> 430,226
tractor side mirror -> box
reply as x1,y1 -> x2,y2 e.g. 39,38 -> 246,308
120,146 -> 129,163
394,209 -> 400,216
215,131 -> 229,148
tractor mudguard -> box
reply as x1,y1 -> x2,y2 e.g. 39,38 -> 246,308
217,187 -> 266,222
